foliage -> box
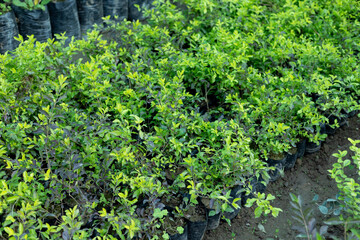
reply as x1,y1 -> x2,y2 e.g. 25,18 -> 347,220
0,0 -> 11,14
245,192 -> 282,218
327,139 -> 360,239
9,0 -> 50,10
314,194 -> 343,216
0,0 -> 359,238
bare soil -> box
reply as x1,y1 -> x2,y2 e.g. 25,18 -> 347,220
204,116 -> 360,240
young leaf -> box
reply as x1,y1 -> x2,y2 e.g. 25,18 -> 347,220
209,210 -> 216,217
312,194 -> 319,202
323,217 -> 344,225
318,205 -> 328,215
304,207 -> 314,220
319,226 -> 328,236
307,218 -> 316,232
177,226 -> 184,234
153,208 -> 168,219
44,169 -> 51,181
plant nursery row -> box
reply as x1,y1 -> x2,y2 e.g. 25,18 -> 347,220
0,0 -> 359,239
0,0 -> 152,53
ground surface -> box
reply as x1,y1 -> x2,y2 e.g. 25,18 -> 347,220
204,116 -> 360,240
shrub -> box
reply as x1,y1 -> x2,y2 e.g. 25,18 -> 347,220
0,0 -> 359,239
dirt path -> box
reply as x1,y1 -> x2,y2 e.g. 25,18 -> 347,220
204,117 -> 360,240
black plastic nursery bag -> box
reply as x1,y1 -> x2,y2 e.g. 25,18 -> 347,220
0,10 -> 19,54
170,224 -> 188,240
12,5 -> 52,43
187,220 -> 207,240
103,0 -> 128,22
76,0 -> 103,36
48,0 -> 81,45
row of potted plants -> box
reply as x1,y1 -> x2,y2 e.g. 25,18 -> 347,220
0,0 -> 152,53
0,0 -> 359,239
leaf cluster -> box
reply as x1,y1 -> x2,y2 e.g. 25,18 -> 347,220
6,0 -> 50,10
0,0 -> 359,239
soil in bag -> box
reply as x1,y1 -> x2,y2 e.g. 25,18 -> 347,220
0,10 -> 19,54
161,193 -> 184,212
48,0 -> 80,45
161,194 -> 188,239
266,152 -> 287,182
163,216 -> 188,240
103,0 -> 128,22
76,0 -> 103,36
305,140 -> 322,154
12,5 -> 52,43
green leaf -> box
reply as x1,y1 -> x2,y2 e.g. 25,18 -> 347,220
176,226 -> 184,234
209,210 -> 216,217
6,196 -> 19,203
5,215 -> 16,223
324,218 -> 344,225
292,214 -> 305,224
343,159 -> 351,167
11,0 -> 27,8
318,205 -> 328,215
162,233 -> 169,240
4,227 -> 15,236
296,233 -> 309,238
304,207 -> 314,220
153,208 -> 168,219
245,198 -> 256,207
290,201 -> 300,210
44,169 -> 51,181
254,207 -> 262,218
18,223 -> 24,235
266,193 -> 275,201
312,194 -> 319,202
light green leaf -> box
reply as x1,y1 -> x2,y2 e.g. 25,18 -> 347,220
153,208 -> 168,219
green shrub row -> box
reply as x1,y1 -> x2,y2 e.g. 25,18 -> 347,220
0,0 -> 359,239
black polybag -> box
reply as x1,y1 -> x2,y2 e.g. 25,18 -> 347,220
0,10 -> 19,54
103,0 -> 128,22
11,5 -> 52,43
48,0 -> 81,45
76,0 -> 103,36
